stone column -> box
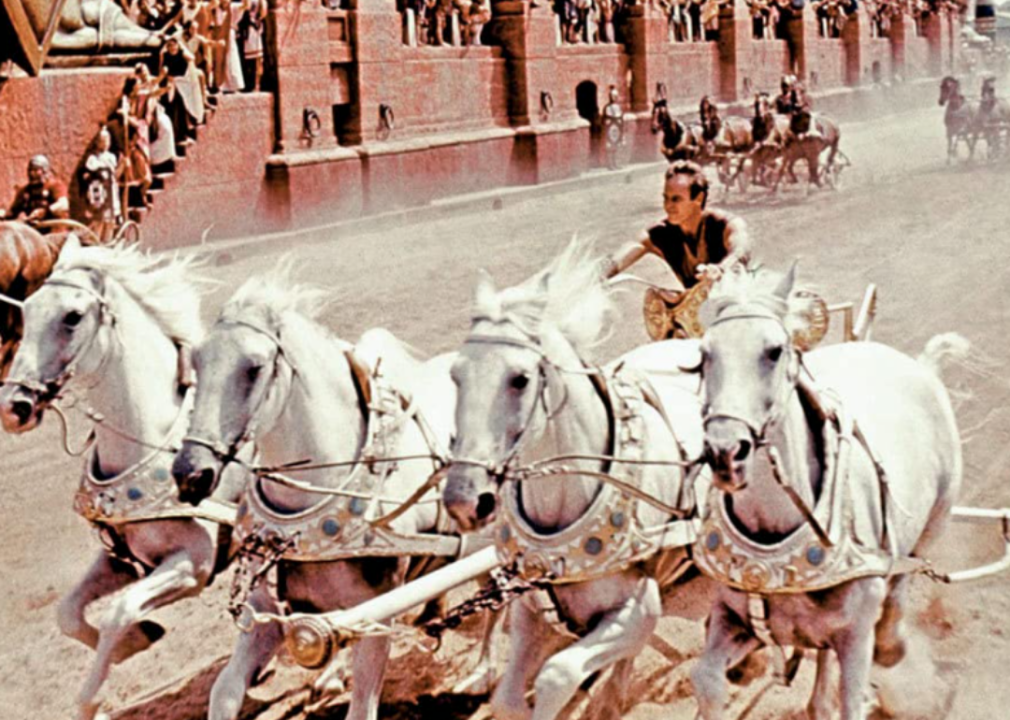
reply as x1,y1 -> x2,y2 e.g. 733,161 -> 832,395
841,8 -> 866,87
716,0 -> 753,102
889,10 -> 907,81
267,1 -> 338,153
922,11 -> 943,76
623,1 -> 667,114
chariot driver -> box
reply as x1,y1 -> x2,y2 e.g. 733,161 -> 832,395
602,160 -> 751,302
980,75 -> 997,117
699,95 -> 722,145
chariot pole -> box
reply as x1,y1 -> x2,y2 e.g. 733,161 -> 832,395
243,545 -> 501,668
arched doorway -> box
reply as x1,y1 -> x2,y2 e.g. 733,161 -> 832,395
575,81 -> 601,168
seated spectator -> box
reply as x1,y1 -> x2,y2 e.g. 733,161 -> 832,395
1,155 -> 70,225
82,127 -> 126,243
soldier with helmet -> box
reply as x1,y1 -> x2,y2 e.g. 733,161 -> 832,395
2,155 -> 70,225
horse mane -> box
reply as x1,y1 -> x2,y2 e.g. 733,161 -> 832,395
706,266 -> 817,338
220,260 -> 331,334
54,241 -> 205,346
473,239 -> 615,357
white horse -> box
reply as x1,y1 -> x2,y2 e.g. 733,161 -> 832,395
442,242 -> 709,720
690,267 -> 963,720
0,238 -> 240,720
171,275 -> 495,720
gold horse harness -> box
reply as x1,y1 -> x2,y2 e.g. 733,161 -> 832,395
694,380 -> 930,681
234,352 -> 475,562
494,367 -> 701,632
73,386 -> 238,573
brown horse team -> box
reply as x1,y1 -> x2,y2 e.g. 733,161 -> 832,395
651,94 -> 842,191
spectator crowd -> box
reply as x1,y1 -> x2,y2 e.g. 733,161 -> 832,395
1,0 -> 271,241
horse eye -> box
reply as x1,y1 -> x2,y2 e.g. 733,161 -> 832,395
510,373 -> 530,391
63,310 -> 84,327
766,345 -> 784,363
246,365 -> 262,383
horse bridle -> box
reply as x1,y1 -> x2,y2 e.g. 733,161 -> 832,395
452,316 -> 573,485
700,307 -> 800,449
2,273 -> 118,407
181,317 -> 300,467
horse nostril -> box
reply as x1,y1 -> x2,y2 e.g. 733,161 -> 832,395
11,400 -> 34,423
476,492 -> 497,521
734,440 -> 752,462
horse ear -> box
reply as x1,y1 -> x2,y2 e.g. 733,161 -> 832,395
474,269 -> 498,311
57,233 -> 83,266
774,262 -> 798,301
538,270 -> 551,296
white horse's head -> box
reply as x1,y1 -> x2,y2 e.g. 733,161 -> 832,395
173,274 -> 326,504
0,237 -> 202,432
700,265 -> 814,492
443,241 -> 613,531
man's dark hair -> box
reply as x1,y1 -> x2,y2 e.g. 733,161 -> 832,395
664,160 -> 709,208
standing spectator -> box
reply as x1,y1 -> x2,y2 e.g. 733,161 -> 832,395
182,20 -> 217,93
236,0 -> 266,91
121,83 -> 154,208
573,0 -> 595,42
427,0 -> 454,45
1,156 -> 70,224
163,0 -> 211,35
131,63 -> 177,169
458,0 -> 491,45
159,34 -> 205,145
209,0 -> 245,92
82,127 -> 125,243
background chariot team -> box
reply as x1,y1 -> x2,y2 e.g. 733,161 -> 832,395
1,105 -> 1007,720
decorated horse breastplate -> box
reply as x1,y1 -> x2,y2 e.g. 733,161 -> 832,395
694,394 -> 896,594
495,369 -> 699,585
74,391 -> 194,526
234,372 -> 423,562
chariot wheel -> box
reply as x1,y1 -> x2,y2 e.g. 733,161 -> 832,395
115,220 -> 141,244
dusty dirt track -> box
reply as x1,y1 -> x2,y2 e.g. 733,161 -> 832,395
1,105 -> 1009,720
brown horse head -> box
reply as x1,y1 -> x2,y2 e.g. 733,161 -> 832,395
0,222 -> 81,379
939,76 -> 960,106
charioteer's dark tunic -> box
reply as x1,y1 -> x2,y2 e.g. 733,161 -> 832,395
646,211 -> 731,290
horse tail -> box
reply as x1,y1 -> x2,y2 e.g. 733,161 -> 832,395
917,332 -> 971,378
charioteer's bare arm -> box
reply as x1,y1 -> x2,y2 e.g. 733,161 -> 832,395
602,234 -> 660,279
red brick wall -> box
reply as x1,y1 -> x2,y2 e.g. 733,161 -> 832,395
0,69 -> 128,213
356,48 -> 511,138
742,40 -> 792,96
807,38 -> 847,90
903,34 -> 932,79
140,93 -> 276,249
863,37 -> 893,83
664,42 -> 720,104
